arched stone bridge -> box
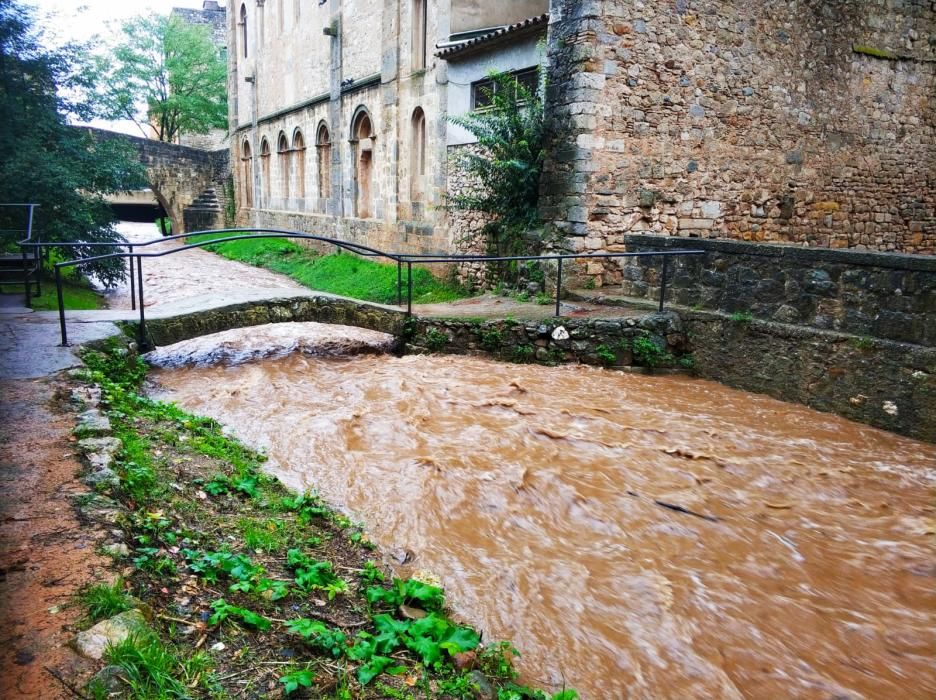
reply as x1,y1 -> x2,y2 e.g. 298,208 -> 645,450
78,127 -> 230,235
118,291 -> 408,348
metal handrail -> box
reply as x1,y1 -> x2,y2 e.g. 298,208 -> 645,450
49,227 -> 705,348
1,203 -> 39,305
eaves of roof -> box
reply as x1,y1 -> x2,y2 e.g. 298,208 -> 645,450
436,13 -> 549,61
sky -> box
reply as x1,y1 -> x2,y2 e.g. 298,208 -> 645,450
24,0 -> 225,133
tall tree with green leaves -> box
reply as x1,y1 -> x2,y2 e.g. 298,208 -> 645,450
447,70 -> 547,265
0,0 -> 145,286
97,13 -> 227,143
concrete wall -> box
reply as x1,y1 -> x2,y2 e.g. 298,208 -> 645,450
540,0 -> 936,267
446,33 -> 545,145
450,0 -> 547,34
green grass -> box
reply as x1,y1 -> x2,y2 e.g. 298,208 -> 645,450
78,578 -> 134,625
188,233 -> 467,305
95,632 -> 214,700
27,278 -> 102,311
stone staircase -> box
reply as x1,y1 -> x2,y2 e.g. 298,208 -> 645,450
183,186 -> 225,232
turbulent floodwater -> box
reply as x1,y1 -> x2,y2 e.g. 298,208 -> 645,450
150,328 -> 936,699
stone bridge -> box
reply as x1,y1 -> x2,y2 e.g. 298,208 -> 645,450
119,291 -> 408,348
78,127 -> 230,235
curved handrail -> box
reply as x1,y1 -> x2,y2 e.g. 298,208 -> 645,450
49,226 -> 706,349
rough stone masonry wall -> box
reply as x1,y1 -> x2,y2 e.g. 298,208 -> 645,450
540,0 -> 936,270
619,234 -> 936,346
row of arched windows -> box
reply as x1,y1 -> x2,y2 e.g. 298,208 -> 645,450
240,123 -> 332,211
240,106 -> 427,218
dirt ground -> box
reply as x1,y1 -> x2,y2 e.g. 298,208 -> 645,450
0,378 -> 109,699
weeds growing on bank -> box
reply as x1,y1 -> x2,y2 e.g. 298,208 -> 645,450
75,340 -> 576,699
188,233 -> 468,305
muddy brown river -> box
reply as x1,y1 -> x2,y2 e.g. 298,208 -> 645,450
150,327 -> 936,699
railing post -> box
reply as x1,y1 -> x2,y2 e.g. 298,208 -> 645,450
397,260 -> 402,306
406,261 -> 413,316
555,257 -> 563,317
129,245 -> 136,311
659,255 -> 669,312
136,255 -> 147,349
55,265 -> 67,346
21,247 -> 30,307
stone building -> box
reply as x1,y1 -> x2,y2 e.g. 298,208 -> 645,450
171,1 -> 230,151
228,0 -> 548,253
228,0 -> 934,266
540,0 -> 936,286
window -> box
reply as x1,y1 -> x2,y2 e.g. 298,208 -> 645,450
315,122 -> 331,207
292,129 -> 306,203
351,109 -> 374,219
277,131 -> 289,203
412,0 -> 426,71
241,139 -> 253,207
259,137 -> 271,206
410,107 -> 426,202
239,4 -> 248,57
471,67 -> 540,110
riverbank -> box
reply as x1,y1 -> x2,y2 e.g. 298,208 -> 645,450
65,339 -> 577,699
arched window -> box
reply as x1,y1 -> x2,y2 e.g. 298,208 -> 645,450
411,107 -> 426,203
239,4 -> 248,57
259,137 -> 271,206
351,109 -> 374,219
277,131 -> 289,204
241,139 -> 253,208
412,0 -> 427,71
292,129 -> 306,204
315,122 -> 331,209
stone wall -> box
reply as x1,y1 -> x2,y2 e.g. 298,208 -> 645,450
540,0 -> 936,262
408,311 -> 688,366
615,235 -> 936,346
686,312 -> 936,442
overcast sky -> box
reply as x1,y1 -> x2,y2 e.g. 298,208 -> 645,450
26,0 -> 219,46
25,1 -> 226,133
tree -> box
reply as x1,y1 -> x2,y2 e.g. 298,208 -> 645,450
447,70 -> 547,267
97,13 -> 227,143
0,0 -> 146,287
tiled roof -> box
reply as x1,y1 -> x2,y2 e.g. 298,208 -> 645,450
436,13 -> 549,60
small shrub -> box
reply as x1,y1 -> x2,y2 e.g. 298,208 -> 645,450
632,334 -> 671,368
595,344 -> 616,367
678,354 -> 696,370
423,327 -> 449,352
511,344 -> 535,364
479,326 -> 504,351
78,578 -> 134,625
729,311 -> 753,323
851,336 -> 874,351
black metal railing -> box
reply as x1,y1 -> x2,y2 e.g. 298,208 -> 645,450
1,203 -> 39,305
29,227 -> 703,348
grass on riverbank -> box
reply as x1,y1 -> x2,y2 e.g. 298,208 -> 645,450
74,340 -> 576,700
28,278 -> 103,311
189,233 -> 468,305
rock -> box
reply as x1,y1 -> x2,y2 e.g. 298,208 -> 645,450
73,494 -> 127,525
102,543 -> 130,558
78,437 -> 122,457
399,604 -> 428,620
76,409 -> 111,436
772,305 -> 800,323
525,282 -> 541,295
75,609 -> 147,660
551,326 -> 570,341
86,665 -> 126,696
468,670 -> 495,699
81,467 -> 120,492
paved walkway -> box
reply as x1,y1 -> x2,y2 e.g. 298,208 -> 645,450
0,222 -> 654,379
